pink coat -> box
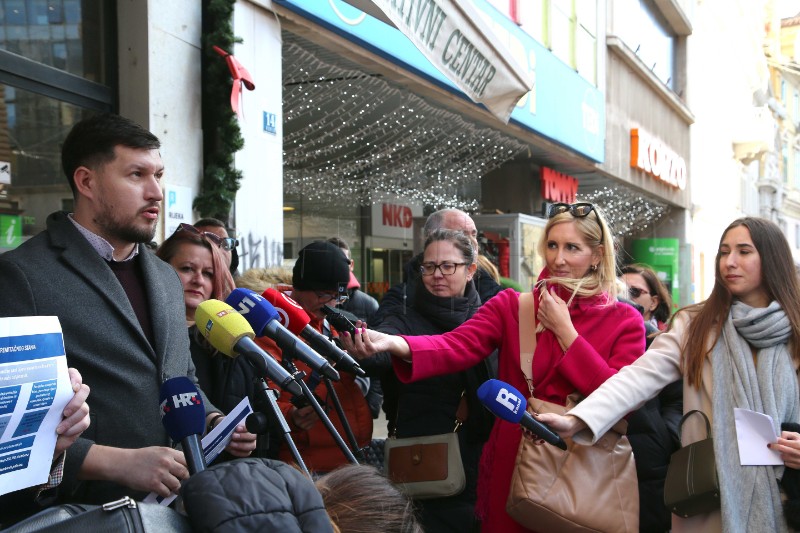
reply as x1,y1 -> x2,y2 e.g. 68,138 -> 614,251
393,286 -> 645,532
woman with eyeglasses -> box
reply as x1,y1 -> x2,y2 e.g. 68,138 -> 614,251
156,225 -> 258,459
536,217 -> 800,533
341,203 -> 646,533
622,264 -> 673,331
369,229 -> 496,532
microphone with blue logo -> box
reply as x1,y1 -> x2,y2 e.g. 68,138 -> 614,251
159,377 -> 208,475
477,379 -> 567,450
225,288 -> 340,382
195,299 -> 303,396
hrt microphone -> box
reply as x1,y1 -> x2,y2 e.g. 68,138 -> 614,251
195,299 -> 303,396
159,377 -> 207,474
263,288 -> 366,378
225,288 -> 340,381
477,379 -> 567,450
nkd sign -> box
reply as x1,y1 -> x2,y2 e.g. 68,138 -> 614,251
371,200 -> 423,239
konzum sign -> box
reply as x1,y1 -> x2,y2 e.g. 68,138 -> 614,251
630,128 -> 687,190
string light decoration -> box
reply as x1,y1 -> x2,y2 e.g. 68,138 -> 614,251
282,40 -> 529,211
580,186 -> 671,237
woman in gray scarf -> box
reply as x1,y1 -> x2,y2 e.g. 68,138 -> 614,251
539,217 -> 800,533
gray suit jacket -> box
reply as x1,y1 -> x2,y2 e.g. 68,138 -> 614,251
0,211 -> 214,503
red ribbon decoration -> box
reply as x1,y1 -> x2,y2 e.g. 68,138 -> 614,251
213,45 -> 255,119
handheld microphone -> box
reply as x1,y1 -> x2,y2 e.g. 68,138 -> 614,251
225,288 -> 341,381
263,288 -> 366,378
195,299 -> 303,396
321,304 -> 357,336
159,377 -> 207,474
477,379 -> 567,450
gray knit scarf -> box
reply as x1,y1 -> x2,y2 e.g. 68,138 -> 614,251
713,300 -> 798,532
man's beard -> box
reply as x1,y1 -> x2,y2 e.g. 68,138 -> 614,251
95,205 -> 157,244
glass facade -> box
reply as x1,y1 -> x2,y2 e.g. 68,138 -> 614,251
0,0 -> 112,84
0,0 -> 114,251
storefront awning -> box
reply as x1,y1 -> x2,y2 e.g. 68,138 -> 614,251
341,0 -> 533,123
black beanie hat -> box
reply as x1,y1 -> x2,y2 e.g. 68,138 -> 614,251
293,241 -> 351,293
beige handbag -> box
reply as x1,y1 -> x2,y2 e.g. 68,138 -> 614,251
505,292 -> 639,532
383,394 -> 468,500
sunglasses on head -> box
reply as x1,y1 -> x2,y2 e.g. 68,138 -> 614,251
175,223 -> 238,251
547,202 -> 604,243
628,287 -> 650,298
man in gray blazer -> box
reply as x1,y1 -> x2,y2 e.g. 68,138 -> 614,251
0,114 -> 227,504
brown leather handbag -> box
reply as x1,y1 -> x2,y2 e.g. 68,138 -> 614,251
383,394 -> 468,500
505,292 -> 640,532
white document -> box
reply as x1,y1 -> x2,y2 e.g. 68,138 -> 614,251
144,396 -> 254,505
0,316 -> 72,496
734,407 -> 784,466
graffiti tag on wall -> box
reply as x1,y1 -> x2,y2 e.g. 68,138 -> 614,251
238,231 -> 284,269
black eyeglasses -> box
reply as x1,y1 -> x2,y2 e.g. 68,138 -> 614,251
314,290 -> 349,305
628,287 -> 650,298
175,223 -> 238,251
420,262 -> 468,276
547,202 -> 604,243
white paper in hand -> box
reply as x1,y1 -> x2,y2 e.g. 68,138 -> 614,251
734,407 -> 783,466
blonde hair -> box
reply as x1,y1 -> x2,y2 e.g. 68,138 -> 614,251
236,267 -> 294,293
477,254 -> 500,283
315,465 -> 422,533
536,205 -> 617,303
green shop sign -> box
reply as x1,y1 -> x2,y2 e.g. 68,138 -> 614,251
0,214 -> 22,249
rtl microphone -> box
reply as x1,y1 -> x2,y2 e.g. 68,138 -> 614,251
195,299 -> 303,396
159,377 -> 207,475
225,288 -> 341,381
263,288 -> 366,378
477,379 -> 567,450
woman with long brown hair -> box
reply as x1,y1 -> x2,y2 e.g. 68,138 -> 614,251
540,217 -> 800,532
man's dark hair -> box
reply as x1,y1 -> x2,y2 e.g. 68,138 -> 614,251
327,236 -> 350,252
194,217 -> 227,229
61,113 -> 161,195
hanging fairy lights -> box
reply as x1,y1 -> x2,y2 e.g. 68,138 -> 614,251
580,187 -> 671,237
282,40 -> 528,210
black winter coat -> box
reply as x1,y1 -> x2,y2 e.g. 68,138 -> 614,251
378,280 -> 495,533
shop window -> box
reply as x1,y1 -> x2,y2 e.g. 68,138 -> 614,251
0,0 -> 113,252
0,0 -> 111,84
612,0 -> 675,89
0,83 -> 92,246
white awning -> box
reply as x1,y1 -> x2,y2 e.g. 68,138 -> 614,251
341,0 -> 533,123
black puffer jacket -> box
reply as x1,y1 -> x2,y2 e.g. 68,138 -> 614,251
378,280 -> 495,533
181,458 -> 333,532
